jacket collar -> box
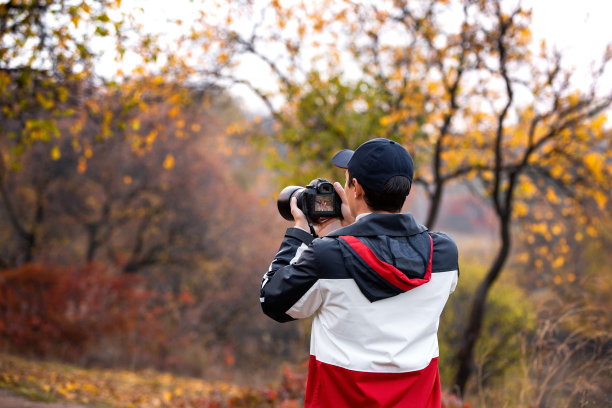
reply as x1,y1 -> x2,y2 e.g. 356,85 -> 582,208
327,212 -> 427,237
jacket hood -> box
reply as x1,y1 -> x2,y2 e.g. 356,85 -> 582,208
328,213 -> 433,302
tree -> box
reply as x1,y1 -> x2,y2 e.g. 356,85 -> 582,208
0,0 -> 126,264
451,5 -> 611,389
185,0 -> 612,394
0,0 -> 214,268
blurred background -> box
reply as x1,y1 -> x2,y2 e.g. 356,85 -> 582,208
0,0 -> 611,407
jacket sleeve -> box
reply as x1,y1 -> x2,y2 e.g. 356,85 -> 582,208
429,231 -> 459,293
260,227 -> 323,322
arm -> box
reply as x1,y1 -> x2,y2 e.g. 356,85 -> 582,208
261,184 -> 353,322
429,231 -> 460,293
260,227 -> 323,322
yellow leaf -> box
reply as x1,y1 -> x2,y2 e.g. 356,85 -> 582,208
225,123 -> 242,135
218,52 -> 229,64
552,256 -> 564,268
163,154 -> 175,170
520,180 -> 536,198
51,146 -> 61,160
168,106 -> 180,118
550,164 -> 563,179
584,152 -> 603,174
586,225 -> 598,237
514,202 -> 528,217
546,187 -> 560,204
594,190 -> 607,210
379,115 -> 392,127
78,157 -> 87,173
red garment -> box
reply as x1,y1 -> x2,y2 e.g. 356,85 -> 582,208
305,356 -> 441,408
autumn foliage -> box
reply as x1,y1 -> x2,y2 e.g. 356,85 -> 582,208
0,263 -> 175,361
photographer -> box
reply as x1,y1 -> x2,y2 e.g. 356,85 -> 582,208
260,138 -> 459,407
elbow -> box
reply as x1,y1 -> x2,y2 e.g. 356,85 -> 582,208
260,299 -> 295,323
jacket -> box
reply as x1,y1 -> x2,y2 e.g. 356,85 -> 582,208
260,213 -> 459,407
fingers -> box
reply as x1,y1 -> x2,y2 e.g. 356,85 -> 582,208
290,197 -> 309,231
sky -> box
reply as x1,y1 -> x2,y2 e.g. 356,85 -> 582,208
525,0 -> 611,88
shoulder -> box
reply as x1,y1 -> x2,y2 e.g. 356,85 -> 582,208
311,235 -> 342,259
309,236 -> 349,279
428,231 -> 459,273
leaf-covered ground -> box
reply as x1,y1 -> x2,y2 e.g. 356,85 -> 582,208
0,353 -> 295,408
0,388 -> 88,408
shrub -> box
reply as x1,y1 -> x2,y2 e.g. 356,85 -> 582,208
0,263 -> 161,361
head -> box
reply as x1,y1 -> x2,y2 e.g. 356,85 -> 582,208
347,172 -> 411,212
333,138 -> 414,214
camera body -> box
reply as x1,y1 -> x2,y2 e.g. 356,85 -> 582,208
277,178 -> 342,221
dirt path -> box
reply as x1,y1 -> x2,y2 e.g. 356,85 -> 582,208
0,389 -> 89,408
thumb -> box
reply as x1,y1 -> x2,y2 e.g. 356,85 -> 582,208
334,182 -> 348,203
334,182 -> 354,225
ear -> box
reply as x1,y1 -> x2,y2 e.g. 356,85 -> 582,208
352,178 -> 364,199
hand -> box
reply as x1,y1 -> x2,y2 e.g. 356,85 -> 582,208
290,196 -> 309,231
333,182 -> 355,226
291,197 -> 341,236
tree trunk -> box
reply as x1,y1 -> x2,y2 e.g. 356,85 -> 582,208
23,189 -> 45,264
425,182 -> 443,229
85,223 -> 98,263
453,216 -> 511,396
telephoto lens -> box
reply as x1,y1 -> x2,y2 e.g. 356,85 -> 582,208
277,186 -> 304,221
277,178 -> 342,221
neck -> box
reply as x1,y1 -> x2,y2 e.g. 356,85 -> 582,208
356,206 -> 397,216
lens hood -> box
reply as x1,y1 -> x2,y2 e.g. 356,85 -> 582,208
277,186 -> 304,221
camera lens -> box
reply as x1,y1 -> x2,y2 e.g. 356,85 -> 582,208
277,186 -> 304,221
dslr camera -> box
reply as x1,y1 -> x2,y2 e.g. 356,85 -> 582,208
277,178 -> 342,221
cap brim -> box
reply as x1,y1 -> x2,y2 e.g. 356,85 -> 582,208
332,149 -> 354,169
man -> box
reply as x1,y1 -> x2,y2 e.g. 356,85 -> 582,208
260,138 -> 459,407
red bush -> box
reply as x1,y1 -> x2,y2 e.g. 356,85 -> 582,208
0,263 -> 160,359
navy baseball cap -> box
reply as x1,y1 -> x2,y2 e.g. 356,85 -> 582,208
332,138 -> 414,192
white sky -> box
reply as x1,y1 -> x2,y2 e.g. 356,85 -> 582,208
525,0 -> 612,87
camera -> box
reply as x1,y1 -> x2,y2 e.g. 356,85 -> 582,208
277,178 -> 342,221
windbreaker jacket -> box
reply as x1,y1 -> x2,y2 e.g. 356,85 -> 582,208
260,213 -> 459,408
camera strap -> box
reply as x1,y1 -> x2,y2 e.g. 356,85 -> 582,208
305,213 -> 318,238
